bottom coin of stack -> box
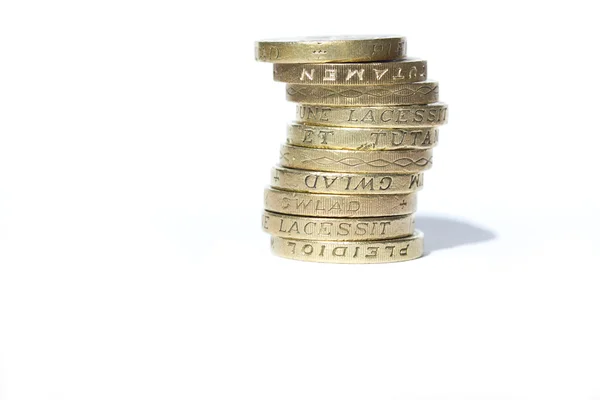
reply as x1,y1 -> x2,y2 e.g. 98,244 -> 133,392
269,234 -> 424,264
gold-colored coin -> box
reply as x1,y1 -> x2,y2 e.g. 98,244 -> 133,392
296,103 -> 448,127
270,232 -> 424,264
271,167 -> 424,194
280,144 -> 433,174
255,35 -> 406,64
273,59 -> 427,85
264,188 -> 417,217
287,123 -> 438,150
262,211 -> 415,241
286,82 -> 438,106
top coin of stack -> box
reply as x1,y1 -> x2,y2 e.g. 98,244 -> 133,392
256,35 -> 407,63
255,36 -> 447,264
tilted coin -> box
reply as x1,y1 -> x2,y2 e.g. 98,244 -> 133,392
287,123 -> 438,150
273,59 -> 427,85
286,81 -> 439,106
271,167 -> 424,194
255,35 -> 406,63
270,232 -> 424,264
264,188 -> 417,217
296,103 -> 448,127
280,144 -> 433,174
262,211 -> 415,241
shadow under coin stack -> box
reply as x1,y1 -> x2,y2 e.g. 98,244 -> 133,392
255,36 -> 448,263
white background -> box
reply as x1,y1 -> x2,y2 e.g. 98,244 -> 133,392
1,1 -> 599,399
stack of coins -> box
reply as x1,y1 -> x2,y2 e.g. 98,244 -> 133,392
255,36 -> 448,264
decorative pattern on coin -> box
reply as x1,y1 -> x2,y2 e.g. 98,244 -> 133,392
279,145 -> 433,173
286,82 -> 438,105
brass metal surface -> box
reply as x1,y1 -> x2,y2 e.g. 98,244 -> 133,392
270,232 -> 424,263
295,103 -> 448,127
256,35 -> 406,63
262,211 -> 415,241
279,144 -> 433,174
273,58 -> 427,85
286,123 -> 438,150
271,167 -> 424,195
264,188 -> 417,217
286,81 -> 438,105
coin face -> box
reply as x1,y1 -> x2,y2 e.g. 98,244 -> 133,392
255,36 -> 406,63
257,35 -> 404,43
